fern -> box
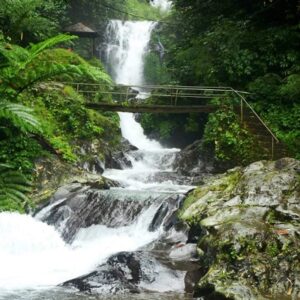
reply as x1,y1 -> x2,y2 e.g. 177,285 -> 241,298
0,164 -> 31,212
0,102 -> 41,132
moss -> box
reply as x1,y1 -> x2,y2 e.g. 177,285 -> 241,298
265,241 -> 280,258
179,169 -> 242,220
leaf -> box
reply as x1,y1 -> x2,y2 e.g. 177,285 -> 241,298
0,164 -> 31,210
0,102 -> 41,132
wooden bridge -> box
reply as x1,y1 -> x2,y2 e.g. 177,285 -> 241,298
65,82 -> 287,160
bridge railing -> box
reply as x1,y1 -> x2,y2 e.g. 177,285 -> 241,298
63,82 -> 281,159
65,82 -> 238,105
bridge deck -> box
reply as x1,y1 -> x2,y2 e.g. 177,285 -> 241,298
86,102 -> 217,113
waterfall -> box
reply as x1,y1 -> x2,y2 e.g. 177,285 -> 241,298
105,20 -> 156,86
105,20 -> 163,150
103,19 -> 192,193
151,0 -> 172,12
0,1 -> 195,298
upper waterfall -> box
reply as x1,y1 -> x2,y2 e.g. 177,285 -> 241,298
105,20 -> 156,86
105,20 -> 163,150
151,0 -> 172,12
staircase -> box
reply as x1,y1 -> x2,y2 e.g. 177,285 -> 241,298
242,109 -> 288,159
234,90 -> 289,160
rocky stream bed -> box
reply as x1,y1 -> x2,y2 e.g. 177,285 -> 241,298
29,138 -> 300,300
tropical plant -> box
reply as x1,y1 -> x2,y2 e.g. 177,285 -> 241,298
0,34 -> 112,211
0,0 -> 68,44
0,34 -> 111,96
0,102 -> 41,133
0,164 -> 31,212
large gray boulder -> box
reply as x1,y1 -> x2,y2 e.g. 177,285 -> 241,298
180,158 -> 300,300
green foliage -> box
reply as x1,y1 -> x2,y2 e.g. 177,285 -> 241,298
156,0 -> 300,158
248,74 -> 300,157
0,164 -> 32,212
48,136 -> 77,162
0,34 -> 117,212
68,0 -> 126,42
20,85 -> 120,162
266,241 -> 280,258
0,0 -> 69,44
0,134 -> 43,174
144,52 -> 171,85
140,111 -> 207,148
0,34 -> 111,97
203,103 -> 260,165
126,0 -> 164,20
0,102 -> 41,133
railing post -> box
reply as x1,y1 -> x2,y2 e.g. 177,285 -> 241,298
240,98 -> 244,125
175,89 -> 179,106
125,86 -> 129,103
76,83 -> 79,92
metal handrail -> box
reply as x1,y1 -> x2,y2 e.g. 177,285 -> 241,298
63,82 -> 249,94
232,89 -> 279,143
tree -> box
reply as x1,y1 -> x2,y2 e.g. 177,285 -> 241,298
0,0 -> 69,44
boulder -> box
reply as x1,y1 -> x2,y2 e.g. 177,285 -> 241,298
173,140 -> 233,180
180,158 -> 300,299
105,138 -> 137,169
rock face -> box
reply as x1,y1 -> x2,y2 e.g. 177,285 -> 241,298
180,158 -> 300,300
173,140 -> 234,182
105,138 -> 138,169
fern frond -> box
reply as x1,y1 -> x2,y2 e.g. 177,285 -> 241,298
0,102 -> 41,132
27,34 -> 77,64
0,164 -> 31,209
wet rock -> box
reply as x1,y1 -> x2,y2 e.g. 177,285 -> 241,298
37,187 -> 185,243
80,156 -> 105,174
169,243 -> 198,261
63,251 -> 185,295
38,189 -> 147,242
76,140 -> 107,175
120,137 -> 138,152
148,194 -> 185,232
173,140 -> 233,178
105,138 -> 137,169
180,158 -> 300,299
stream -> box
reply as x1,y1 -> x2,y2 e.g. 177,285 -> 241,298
0,2 -> 200,299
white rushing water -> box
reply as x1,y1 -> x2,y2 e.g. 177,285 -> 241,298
105,20 -> 162,150
0,1 -> 191,296
103,19 -> 191,192
0,208 -> 160,290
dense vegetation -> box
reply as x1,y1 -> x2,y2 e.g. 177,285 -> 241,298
0,1 -> 126,212
143,0 -> 300,161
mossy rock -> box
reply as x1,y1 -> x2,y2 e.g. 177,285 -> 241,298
181,158 -> 300,299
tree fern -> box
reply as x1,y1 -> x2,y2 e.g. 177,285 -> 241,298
0,164 -> 31,212
0,35 -> 112,95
